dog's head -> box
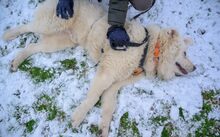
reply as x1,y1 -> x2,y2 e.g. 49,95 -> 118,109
156,28 -> 196,80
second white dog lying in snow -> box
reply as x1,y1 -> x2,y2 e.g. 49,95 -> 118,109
2,0 -> 196,136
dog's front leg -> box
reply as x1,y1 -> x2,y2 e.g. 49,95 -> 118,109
99,74 -> 145,137
99,83 -> 120,137
71,70 -> 115,128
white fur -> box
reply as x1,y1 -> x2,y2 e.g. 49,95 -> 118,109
2,0 -> 195,136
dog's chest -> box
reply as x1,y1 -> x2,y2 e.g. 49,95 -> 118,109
97,46 -> 145,80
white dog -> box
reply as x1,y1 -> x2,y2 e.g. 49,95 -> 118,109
2,0 -> 196,136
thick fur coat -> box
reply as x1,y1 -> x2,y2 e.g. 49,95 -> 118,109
2,0 -> 195,136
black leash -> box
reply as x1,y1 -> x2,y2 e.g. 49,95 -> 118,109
98,0 -> 155,20
130,0 -> 156,21
130,10 -> 150,21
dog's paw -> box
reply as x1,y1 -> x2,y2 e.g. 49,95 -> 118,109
71,110 -> 86,128
10,59 -> 19,72
98,126 -> 109,137
2,29 -> 19,41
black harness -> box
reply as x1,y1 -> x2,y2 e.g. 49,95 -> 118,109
126,28 -> 150,70
134,28 -> 150,72
125,28 -> 149,48
110,28 -> 149,51
103,28 -> 150,72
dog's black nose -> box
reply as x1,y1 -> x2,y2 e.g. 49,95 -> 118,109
193,66 -> 196,71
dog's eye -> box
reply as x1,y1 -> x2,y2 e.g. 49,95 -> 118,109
184,52 -> 186,56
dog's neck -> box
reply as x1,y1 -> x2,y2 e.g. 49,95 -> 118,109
142,25 -> 162,78
153,40 -> 161,76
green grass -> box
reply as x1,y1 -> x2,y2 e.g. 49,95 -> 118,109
33,94 -> 66,121
89,124 -> 100,136
29,67 -> 54,83
60,59 -> 89,81
195,118 -> 218,137
18,59 -> 32,71
25,119 -> 37,133
18,59 -> 55,83
117,112 -> 141,137
178,107 -> 185,120
9,88 -> 219,137
161,123 -> 173,137
18,57 -> 89,83
60,58 -> 78,70
191,90 -> 220,137
151,116 -> 168,126
146,90 -> 220,137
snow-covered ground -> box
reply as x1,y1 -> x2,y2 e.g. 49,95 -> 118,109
0,0 -> 220,137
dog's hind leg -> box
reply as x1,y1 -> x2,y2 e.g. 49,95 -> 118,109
11,32 -> 75,71
2,21 -> 61,41
11,43 -> 43,72
99,74 -> 144,137
2,24 -> 34,41
71,69 -> 116,128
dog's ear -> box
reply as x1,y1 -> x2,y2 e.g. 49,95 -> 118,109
184,37 -> 193,46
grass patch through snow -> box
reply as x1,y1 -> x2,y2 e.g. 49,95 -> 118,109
18,59 -> 55,83
33,93 -> 66,121
117,112 -> 141,137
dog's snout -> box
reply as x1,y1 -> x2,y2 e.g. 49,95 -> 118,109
192,66 -> 196,71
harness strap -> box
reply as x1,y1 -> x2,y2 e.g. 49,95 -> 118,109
132,40 -> 149,76
112,28 -> 149,51
133,39 -> 161,76
132,29 -> 150,76
125,28 -> 149,47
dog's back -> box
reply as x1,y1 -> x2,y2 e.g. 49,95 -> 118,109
30,0 -> 106,36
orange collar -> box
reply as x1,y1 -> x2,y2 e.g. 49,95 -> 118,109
133,40 -> 161,76
153,41 -> 160,64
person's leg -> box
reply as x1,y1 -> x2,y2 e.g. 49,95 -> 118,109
108,0 -> 129,26
129,0 -> 155,11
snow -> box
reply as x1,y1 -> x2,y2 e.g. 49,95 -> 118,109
0,0 -> 220,137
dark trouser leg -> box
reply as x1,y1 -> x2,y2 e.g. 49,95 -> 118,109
107,0 -> 156,26
108,0 -> 129,26
129,0 -> 155,11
